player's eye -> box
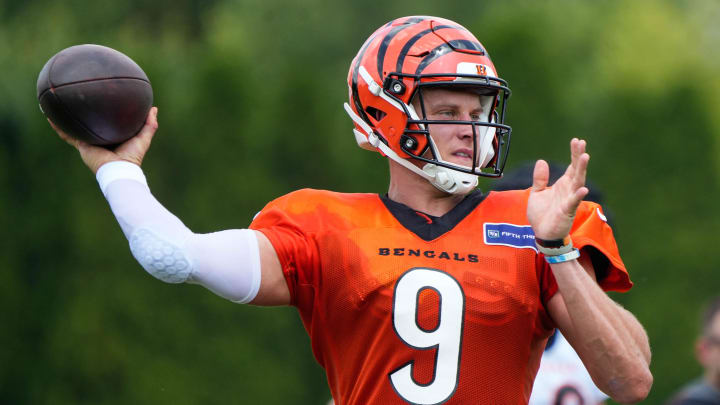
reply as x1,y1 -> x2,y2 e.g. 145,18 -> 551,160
470,110 -> 484,121
436,110 -> 455,119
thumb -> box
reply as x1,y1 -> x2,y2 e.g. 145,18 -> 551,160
134,106 -> 158,147
531,159 -> 549,192
115,106 -> 158,165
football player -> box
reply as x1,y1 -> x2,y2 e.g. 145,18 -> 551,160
49,16 -> 652,404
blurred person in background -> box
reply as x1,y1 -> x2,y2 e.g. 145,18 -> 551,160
492,162 -> 609,405
48,16 -> 651,404
666,297 -> 720,405
530,330 -> 608,405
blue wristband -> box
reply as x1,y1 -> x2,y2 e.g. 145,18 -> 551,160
545,248 -> 580,264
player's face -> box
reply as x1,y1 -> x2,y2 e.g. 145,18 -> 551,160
415,88 -> 490,168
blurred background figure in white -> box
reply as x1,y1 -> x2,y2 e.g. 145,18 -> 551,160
529,330 -> 608,405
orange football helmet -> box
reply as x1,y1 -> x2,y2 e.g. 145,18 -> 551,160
344,16 -> 511,194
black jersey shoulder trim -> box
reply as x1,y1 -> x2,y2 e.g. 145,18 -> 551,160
380,189 -> 486,241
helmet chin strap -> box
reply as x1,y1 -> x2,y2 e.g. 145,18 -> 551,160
422,163 -> 479,194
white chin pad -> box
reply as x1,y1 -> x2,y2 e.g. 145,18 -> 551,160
423,164 -> 478,195
130,228 -> 192,284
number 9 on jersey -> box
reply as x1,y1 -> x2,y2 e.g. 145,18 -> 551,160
390,268 -> 466,405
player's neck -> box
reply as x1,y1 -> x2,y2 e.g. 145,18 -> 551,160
387,160 -> 465,217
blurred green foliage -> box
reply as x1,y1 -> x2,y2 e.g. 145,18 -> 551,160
2,0 -> 720,403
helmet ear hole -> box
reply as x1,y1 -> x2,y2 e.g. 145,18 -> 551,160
365,106 -> 387,122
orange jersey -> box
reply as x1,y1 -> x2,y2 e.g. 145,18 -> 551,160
250,188 -> 630,405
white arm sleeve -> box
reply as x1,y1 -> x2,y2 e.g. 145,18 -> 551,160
96,161 -> 261,304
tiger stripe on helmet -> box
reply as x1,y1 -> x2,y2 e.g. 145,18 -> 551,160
414,44 -> 454,75
352,16 -> 427,129
395,26 -> 451,73
377,17 -> 429,80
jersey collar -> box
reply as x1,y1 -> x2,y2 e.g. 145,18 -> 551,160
380,189 -> 486,242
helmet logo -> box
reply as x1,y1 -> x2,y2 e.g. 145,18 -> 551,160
456,62 -> 496,78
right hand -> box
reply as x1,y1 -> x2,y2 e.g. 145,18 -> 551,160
50,106 -> 159,174
526,138 -> 590,241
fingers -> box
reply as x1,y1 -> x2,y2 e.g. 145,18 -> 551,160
49,119 -> 77,147
531,159 -> 549,192
48,118 -> 96,152
563,138 -> 590,214
569,138 -> 589,189
563,186 -> 590,216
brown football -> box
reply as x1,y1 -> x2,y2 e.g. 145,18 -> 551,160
37,44 -> 153,146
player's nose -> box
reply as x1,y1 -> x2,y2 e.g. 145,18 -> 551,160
455,118 -> 474,140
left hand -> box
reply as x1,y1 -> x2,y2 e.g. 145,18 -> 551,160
527,138 -> 590,240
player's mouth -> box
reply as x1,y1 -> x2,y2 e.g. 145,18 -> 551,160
450,149 -> 475,166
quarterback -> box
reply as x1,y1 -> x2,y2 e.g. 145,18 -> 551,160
49,16 -> 652,404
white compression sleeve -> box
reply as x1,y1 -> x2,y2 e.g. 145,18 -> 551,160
96,161 -> 261,303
